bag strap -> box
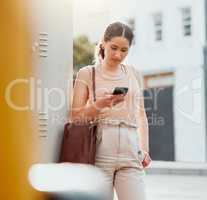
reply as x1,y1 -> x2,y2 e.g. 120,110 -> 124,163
92,66 -> 96,102
130,65 -> 144,90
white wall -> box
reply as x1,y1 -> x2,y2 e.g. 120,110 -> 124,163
73,0 -> 138,43
129,0 -> 205,69
174,67 -> 206,162
30,0 -> 73,162
130,0 -> 206,162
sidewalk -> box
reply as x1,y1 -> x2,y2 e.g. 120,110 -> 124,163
144,174 -> 207,200
145,161 -> 207,176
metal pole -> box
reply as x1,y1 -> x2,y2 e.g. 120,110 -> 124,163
203,0 -> 207,162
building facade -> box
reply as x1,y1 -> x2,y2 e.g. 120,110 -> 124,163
129,0 -> 206,162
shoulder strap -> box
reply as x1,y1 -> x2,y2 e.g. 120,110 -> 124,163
92,66 -> 96,102
130,65 -> 144,90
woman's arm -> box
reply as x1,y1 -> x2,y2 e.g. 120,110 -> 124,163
135,67 -> 151,167
138,100 -> 152,168
138,95 -> 149,153
70,67 -> 125,122
70,67 -> 101,122
133,66 -> 149,152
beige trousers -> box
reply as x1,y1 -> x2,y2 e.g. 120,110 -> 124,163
95,123 -> 147,200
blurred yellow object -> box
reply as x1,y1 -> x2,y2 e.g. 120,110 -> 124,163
0,0 -> 45,199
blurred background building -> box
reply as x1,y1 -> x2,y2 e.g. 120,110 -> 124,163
74,0 -> 207,163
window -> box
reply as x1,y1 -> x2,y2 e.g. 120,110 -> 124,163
181,7 -> 192,36
127,18 -> 135,45
153,13 -> 163,41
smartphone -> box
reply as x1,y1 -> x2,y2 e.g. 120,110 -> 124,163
112,87 -> 128,95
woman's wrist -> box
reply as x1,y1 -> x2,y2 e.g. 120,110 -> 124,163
87,101 -> 103,119
93,101 -> 103,111
143,149 -> 149,154
76,103 -> 101,121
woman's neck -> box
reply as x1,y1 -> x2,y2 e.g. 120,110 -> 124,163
101,60 -> 121,72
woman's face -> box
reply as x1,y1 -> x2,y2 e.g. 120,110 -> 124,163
102,36 -> 130,66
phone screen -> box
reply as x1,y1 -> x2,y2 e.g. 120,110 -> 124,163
113,87 -> 128,95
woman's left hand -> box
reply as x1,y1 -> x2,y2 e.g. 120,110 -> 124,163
142,151 -> 152,168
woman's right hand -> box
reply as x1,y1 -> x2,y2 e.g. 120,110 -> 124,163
94,92 -> 126,110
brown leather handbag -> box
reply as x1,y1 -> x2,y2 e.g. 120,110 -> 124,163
59,66 -> 98,164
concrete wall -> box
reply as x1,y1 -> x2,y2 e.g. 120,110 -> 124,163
174,67 -> 206,162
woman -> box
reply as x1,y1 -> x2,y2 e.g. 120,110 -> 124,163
71,22 -> 151,200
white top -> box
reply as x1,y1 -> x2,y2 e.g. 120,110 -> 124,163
77,64 -> 144,128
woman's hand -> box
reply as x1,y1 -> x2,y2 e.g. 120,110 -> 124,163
142,151 -> 152,168
95,92 -> 125,110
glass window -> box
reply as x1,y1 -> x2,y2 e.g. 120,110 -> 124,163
153,13 -> 163,41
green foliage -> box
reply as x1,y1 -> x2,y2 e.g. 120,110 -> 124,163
73,35 -> 95,72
